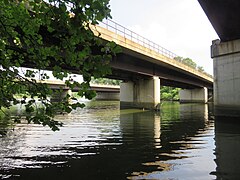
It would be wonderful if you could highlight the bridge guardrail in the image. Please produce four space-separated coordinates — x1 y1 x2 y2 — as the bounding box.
98 19 212 78
99 19 177 60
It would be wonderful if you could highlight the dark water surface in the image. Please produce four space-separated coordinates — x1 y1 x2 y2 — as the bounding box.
0 101 240 179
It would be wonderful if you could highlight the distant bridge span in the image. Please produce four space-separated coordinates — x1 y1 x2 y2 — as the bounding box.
38 80 120 93
39 80 120 101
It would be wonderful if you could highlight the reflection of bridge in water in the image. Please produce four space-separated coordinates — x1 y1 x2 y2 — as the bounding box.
0 102 215 179
119 103 213 179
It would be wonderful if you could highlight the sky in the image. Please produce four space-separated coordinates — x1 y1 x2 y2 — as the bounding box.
109 0 219 75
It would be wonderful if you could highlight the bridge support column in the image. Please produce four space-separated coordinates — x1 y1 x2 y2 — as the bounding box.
120 76 160 110
51 89 72 103
211 39 240 118
179 87 208 103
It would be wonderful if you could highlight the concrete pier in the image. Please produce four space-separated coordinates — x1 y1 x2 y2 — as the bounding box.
211 39 240 117
179 87 208 103
120 76 160 110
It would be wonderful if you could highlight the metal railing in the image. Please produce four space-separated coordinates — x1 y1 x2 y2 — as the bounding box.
99 19 178 60
98 19 212 78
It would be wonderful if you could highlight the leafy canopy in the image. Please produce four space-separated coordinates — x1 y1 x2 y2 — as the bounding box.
161 86 180 101
174 56 212 77
0 0 121 131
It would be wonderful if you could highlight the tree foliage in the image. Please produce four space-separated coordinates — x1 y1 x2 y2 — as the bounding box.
0 0 121 131
197 66 205 72
182 58 197 69
161 86 180 101
174 56 197 69
174 56 211 76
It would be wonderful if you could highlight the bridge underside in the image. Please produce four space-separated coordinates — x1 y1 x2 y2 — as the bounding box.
198 0 240 42
107 53 213 89
106 51 212 108
105 51 211 109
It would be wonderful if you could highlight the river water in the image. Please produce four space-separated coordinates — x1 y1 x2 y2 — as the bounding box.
0 101 240 180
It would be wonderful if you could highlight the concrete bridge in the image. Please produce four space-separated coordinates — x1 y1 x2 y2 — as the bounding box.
24 20 214 110
91 20 213 109
198 0 240 118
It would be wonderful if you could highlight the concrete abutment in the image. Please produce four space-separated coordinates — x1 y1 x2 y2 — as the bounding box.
211 39 240 117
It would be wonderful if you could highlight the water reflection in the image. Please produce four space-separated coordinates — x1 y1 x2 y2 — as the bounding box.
0 102 216 179
128 103 215 179
213 120 240 179
120 110 161 148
